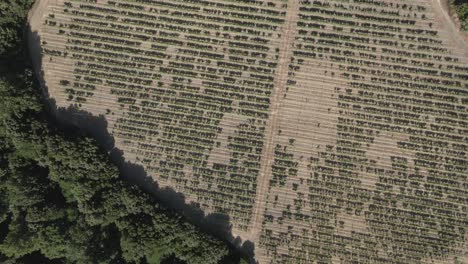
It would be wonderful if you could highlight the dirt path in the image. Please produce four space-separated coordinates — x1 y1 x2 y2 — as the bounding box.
434 0 468 55
248 0 299 243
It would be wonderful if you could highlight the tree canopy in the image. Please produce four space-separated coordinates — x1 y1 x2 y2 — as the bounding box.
0 0 32 55
451 0 468 32
0 1 242 263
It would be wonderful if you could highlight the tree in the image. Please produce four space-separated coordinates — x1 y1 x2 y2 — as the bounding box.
0 1 241 263
451 0 468 31
0 0 33 55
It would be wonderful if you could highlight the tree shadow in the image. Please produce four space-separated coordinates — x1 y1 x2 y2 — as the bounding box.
27 29 47 97
27 28 257 264
51 102 257 263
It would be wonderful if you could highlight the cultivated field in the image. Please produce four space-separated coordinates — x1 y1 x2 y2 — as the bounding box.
29 0 467 263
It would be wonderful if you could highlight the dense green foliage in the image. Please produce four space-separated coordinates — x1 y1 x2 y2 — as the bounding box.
0 1 238 263
0 66 232 264
0 72 234 263
451 0 468 31
0 0 33 55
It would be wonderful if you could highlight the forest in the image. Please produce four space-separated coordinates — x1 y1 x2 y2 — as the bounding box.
451 0 468 32
2 0 467 263
0 1 242 263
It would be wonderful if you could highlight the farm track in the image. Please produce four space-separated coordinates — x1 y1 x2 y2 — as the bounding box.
249 0 299 243
29 0 468 263
35 0 293 238
435 0 468 52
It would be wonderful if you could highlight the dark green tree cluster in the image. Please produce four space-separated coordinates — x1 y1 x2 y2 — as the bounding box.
451 0 468 31
0 70 233 264
0 0 33 55
0 1 239 263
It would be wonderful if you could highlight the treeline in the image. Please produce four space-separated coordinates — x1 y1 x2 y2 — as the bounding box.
0 1 242 263
0 0 33 56
451 0 468 32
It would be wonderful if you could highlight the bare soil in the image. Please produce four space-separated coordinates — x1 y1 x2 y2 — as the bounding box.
248 0 300 243
28 0 468 263
435 0 468 55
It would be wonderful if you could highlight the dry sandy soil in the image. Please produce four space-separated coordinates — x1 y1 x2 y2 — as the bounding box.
29 0 468 263
249 0 300 243
435 0 468 50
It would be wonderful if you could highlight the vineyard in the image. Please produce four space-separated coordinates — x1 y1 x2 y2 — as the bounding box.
29 0 467 263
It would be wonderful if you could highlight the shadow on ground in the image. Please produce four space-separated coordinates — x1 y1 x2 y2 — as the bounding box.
27 28 257 263
53 105 257 263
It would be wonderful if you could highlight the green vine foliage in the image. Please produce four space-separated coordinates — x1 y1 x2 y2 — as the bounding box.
0 1 239 263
